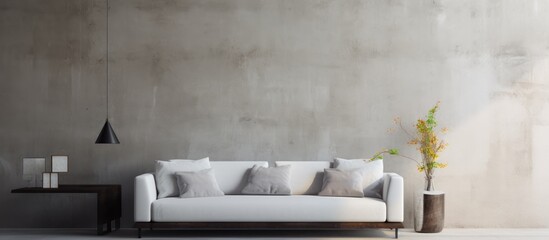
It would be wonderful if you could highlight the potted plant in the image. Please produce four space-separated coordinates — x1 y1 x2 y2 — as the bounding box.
372 102 447 233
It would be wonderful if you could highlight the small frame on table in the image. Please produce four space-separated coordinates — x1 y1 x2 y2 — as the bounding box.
42 173 51 188
23 157 46 187
52 155 69 173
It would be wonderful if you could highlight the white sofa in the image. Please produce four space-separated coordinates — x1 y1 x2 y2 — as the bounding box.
134 161 404 238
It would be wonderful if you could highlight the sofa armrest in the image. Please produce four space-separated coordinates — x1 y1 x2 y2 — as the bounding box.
383 173 404 222
135 173 156 222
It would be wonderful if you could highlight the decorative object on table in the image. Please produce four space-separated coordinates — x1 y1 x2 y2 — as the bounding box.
22 157 46 187
372 102 447 233
42 172 51 188
50 173 59 188
52 155 68 172
95 0 120 144
34 155 68 188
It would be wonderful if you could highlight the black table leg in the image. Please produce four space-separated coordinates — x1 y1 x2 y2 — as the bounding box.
97 190 107 235
98 187 121 235
114 186 122 231
115 218 121 230
97 223 104 235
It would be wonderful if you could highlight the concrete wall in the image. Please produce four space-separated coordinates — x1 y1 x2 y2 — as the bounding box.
1 0 549 228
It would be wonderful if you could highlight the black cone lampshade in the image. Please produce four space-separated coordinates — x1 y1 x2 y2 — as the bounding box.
95 0 120 144
96 119 120 144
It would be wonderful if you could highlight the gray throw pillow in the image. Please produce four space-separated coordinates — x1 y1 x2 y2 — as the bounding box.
335 158 384 198
155 158 211 198
241 165 292 195
175 168 225 198
318 168 364 197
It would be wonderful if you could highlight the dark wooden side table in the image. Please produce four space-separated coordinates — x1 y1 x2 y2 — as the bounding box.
11 184 121 235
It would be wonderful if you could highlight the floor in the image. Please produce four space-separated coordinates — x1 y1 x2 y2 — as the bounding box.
0 228 549 240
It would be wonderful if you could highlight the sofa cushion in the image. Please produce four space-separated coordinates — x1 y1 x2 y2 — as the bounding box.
241 165 291 195
275 161 331 195
169 158 209 162
210 161 268 194
151 195 386 222
335 158 384 198
175 168 225 198
318 168 364 197
155 158 211 198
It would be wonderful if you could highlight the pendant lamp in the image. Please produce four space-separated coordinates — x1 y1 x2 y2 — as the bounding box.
96 0 120 144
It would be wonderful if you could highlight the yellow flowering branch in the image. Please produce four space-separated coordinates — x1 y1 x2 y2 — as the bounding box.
373 102 448 176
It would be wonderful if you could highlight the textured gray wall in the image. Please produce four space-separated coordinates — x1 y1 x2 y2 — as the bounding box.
1 0 549 228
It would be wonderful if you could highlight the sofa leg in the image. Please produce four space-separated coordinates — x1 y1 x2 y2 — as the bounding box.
395 228 398 239
137 228 142 238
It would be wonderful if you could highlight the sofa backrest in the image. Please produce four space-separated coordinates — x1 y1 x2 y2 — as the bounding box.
210 161 268 194
275 161 331 195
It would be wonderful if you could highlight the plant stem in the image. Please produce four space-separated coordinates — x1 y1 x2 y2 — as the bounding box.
373 150 422 166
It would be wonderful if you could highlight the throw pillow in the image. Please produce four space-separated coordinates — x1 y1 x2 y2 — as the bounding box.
241 165 292 195
274 161 331 195
318 168 364 197
175 168 225 198
335 158 384 198
155 157 211 198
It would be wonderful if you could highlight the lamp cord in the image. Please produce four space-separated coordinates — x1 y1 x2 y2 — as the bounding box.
106 0 109 119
